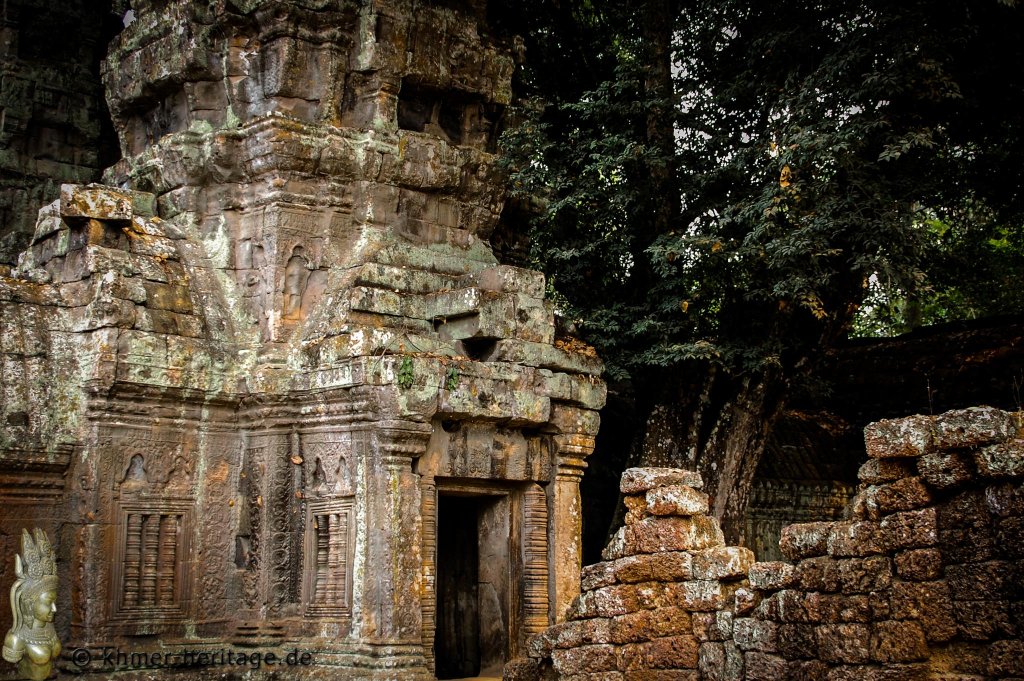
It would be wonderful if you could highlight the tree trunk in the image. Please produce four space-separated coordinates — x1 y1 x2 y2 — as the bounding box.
631 363 787 545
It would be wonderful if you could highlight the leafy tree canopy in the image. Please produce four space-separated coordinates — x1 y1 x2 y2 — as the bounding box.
493 0 1024 382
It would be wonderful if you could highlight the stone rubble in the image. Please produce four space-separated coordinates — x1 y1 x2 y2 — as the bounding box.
510 407 1024 681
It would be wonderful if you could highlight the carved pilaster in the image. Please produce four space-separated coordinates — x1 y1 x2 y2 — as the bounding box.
548 405 600 622
240 431 300 617
356 422 431 648
523 483 550 634
419 474 437 673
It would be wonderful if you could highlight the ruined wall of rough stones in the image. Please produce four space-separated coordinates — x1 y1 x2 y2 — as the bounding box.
511 406 1024 681
0 0 120 264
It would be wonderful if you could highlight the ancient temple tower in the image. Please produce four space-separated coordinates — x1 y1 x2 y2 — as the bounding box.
0 1 605 678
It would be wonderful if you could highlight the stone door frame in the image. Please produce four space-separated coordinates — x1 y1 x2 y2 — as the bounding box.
421 478 526 677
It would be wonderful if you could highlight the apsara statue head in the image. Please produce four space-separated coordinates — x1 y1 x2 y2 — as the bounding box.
3 528 60 680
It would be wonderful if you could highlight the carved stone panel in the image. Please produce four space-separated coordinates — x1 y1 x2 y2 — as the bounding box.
238 445 266 610
302 497 354 618
110 499 194 625
430 424 551 482
268 439 302 612
239 437 303 615
302 432 355 498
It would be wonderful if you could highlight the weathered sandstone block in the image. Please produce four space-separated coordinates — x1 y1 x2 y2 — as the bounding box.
619 467 704 494
645 484 710 517
618 635 700 671
692 546 755 581
612 551 694 584
610 607 693 644
932 406 1018 450
917 451 975 490
691 611 734 642
879 508 938 550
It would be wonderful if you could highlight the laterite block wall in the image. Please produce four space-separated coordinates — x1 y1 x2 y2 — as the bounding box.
508 406 1024 681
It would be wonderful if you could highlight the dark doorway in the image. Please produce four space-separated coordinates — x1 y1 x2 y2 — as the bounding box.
435 493 510 679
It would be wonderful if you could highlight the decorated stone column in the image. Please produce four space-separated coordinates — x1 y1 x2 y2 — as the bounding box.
522 483 551 635
354 422 430 658
418 472 438 673
549 405 601 621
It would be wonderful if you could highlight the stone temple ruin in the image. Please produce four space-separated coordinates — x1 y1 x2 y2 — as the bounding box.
3 2 1024 681
0 1 605 678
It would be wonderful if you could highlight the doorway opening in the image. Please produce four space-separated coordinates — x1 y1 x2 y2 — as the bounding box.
434 493 510 679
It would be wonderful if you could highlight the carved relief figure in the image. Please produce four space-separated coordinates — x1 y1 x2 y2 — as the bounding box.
2 529 60 681
283 246 311 320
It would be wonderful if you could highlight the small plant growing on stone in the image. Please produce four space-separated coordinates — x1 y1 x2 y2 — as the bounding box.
445 366 460 391
397 357 415 389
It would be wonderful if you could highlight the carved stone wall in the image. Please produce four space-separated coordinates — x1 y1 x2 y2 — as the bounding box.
511 406 1024 681
0 1 604 679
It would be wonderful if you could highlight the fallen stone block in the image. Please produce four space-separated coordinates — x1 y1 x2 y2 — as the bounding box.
620 467 704 494
864 415 935 459
645 484 709 517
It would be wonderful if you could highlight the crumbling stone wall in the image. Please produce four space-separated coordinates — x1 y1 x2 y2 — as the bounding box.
0 0 121 264
511 406 1024 680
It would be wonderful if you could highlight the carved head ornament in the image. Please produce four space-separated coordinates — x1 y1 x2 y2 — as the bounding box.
3 529 61 681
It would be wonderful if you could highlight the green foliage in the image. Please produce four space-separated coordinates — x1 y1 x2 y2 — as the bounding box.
852 214 1024 335
495 0 1024 382
444 365 461 392
397 357 414 390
